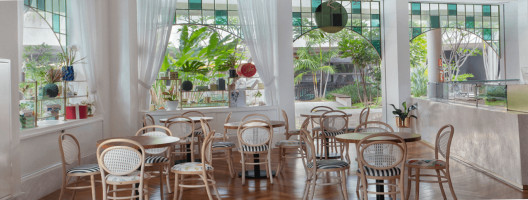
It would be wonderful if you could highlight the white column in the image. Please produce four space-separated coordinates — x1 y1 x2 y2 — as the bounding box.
381 0 411 127
0 0 22 197
427 29 441 98
275 0 296 129
107 0 140 137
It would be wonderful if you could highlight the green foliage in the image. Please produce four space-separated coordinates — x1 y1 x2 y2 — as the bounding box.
338 34 380 68
411 65 428 97
326 83 380 105
453 73 474 81
485 85 506 98
390 102 417 120
23 43 55 83
410 34 427 69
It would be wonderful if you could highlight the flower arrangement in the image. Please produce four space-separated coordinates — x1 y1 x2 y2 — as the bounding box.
162 85 179 101
58 46 85 67
390 101 417 121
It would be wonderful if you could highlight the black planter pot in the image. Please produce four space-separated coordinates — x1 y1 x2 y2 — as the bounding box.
229 69 238 78
43 83 59 98
181 80 193 91
218 78 226 90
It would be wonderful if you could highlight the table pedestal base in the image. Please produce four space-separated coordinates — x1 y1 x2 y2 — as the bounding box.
238 170 276 178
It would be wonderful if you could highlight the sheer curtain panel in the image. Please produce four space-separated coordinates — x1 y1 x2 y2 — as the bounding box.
238 0 279 106
137 0 177 110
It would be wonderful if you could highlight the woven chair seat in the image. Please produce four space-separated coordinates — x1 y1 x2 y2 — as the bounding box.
145 156 169 164
171 162 213 172
212 141 235 148
67 164 100 174
357 166 401 177
241 144 269 152
307 159 349 169
276 139 303 147
322 131 345 137
106 171 151 183
406 158 446 168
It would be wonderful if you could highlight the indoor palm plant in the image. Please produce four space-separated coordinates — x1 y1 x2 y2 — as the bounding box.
390 101 417 128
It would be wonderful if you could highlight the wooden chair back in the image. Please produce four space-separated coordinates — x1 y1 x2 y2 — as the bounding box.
237 119 273 151
359 107 370 127
143 114 155 128
357 133 406 174
355 121 394 133
165 116 196 139
281 109 300 139
59 133 81 167
435 125 455 164
97 139 146 176
135 125 172 155
241 113 270 122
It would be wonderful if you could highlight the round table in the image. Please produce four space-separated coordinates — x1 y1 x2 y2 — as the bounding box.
336 132 420 200
97 135 181 149
300 111 353 118
224 120 285 179
223 120 285 130
335 132 421 143
159 116 214 124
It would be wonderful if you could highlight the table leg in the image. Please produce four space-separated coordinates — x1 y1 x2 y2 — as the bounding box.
238 154 276 178
376 179 384 200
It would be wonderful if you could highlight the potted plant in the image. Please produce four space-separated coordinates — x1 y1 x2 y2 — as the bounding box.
180 60 207 91
254 91 262 105
58 45 85 81
162 84 179 111
390 102 417 128
43 68 62 98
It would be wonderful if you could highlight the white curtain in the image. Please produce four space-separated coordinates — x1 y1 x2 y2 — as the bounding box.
137 0 177 110
70 0 102 113
238 0 279 106
483 44 499 80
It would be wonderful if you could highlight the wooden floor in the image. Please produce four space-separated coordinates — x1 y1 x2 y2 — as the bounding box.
43 142 528 200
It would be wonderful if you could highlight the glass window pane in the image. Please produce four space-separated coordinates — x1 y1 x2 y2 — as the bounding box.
483 5 491 16
430 16 440 28
189 0 202 10
203 0 214 9
371 2 379 14
465 16 475 28
457 4 465 16
371 14 380 27
311 0 321 13
216 0 227 10
351 2 361 14
483 28 492 40
448 4 457 16
361 2 370 14
52 14 60 33
430 4 439 16
411 3 421 15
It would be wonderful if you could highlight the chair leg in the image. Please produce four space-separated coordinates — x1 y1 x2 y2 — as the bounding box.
90 175 96 200
446 169 458 200
339 170 348 200
406 168 412 200
159 166 164 200
178 175 184 200
302 175 311 200
309 172 318 200
173 173 179 200
59 175 66 200
399 177 405 200
241 155 246 185
414 168 420 200
360 172 369 200
144 179 150 200
276 147 284 177
268 153 273 184
201 174 214 200
209 173 222 200
436 169 447 200
227 149 235 178
356 174 361 199
389 179 396 200
166 165 172 193
112 185 116 199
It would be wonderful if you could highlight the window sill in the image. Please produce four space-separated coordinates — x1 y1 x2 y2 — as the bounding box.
141 105 278 116
20 116 103 141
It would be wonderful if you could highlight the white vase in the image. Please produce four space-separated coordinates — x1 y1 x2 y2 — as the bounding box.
166 100 179 111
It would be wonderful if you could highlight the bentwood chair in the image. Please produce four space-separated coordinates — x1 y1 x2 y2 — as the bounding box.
319 110 349 161
300 119 349 200
183 111 207 155
354 121 394 196
97 139 150 200
358 107 370 128
406 125 457 200
166 116 197 162
172 123 221 200
276 109 303 176
142 114 155 128
202 118 236 178
58 133 100 200
135 125 173 199
309 106 334 133
357 133 407 200
237 115 274 185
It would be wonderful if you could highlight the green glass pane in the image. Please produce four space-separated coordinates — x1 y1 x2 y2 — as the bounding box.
448 4 457 16
411 3 421 15
465 16 475 28
24 0 30 6
37 0 45 10
215 10 228 25
371 14 380 27
412 27 421 38
352 26 362 35
352 2 361 14
52 14 60 33
483 5 491 16
430 16 440 28
371 40 381 56
189 0 202 10
483 28 492 40
293 12 302 26
312 0 321 13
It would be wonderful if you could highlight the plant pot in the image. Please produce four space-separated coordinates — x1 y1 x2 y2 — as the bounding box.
165 100 179 111
218 78 226 90
229 68 238 78
62 66 75 81
396 117 411 128
181 80 193 91
209 83 218 91
170 72 178 80
43 83 59 98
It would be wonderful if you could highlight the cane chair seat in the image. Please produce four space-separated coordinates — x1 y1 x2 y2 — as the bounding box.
307 159 349 169
241 144 269 152
171 162 214 172
406 158 447 168
276 139 303 147
357 166 402 177
106 171 152 183
144 156 169 164
212 141 236 148
66 164 100 174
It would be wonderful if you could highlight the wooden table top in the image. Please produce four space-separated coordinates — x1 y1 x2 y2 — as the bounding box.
224 120 285 129
300 111 353 118
159 116 214 123
97 136 181 149
335 132 421 143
